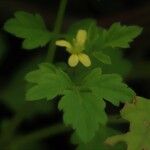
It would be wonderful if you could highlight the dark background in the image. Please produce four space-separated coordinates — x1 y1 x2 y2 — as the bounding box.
0 0 150 149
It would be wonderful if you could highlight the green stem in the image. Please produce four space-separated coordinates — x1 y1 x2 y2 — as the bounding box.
10 124 70 147
46 0 68 62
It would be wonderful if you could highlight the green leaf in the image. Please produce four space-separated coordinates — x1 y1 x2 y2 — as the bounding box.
26 63 72 101
4 11 53 49
25 64 134 143
84 68 135 106
72 126 126 150
26 64 107 142
105 97 150 150
58 68 134 142
59 89 107 142
93 51 111 64
105 23 142 48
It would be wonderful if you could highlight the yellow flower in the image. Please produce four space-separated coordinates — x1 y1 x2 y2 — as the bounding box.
55 29 91 67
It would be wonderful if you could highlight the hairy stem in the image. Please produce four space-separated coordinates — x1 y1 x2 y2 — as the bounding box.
46 0 68 62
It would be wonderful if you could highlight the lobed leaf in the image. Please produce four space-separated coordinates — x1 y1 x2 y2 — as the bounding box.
25 60 135 142
59 89 107 142
4 11 53 49
83 68 135 106
26 63 72 101
104 23 143 48
58 68 134 142
105 97 150 150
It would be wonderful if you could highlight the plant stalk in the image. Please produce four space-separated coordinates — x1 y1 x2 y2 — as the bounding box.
46 0 68 62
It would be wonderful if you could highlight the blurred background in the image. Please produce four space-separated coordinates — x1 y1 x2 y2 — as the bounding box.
0 0 149 149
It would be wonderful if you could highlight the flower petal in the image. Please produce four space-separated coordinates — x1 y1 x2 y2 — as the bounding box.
76 30 87 46
68 54 79 67
78 53 91 67
55 40 72 52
